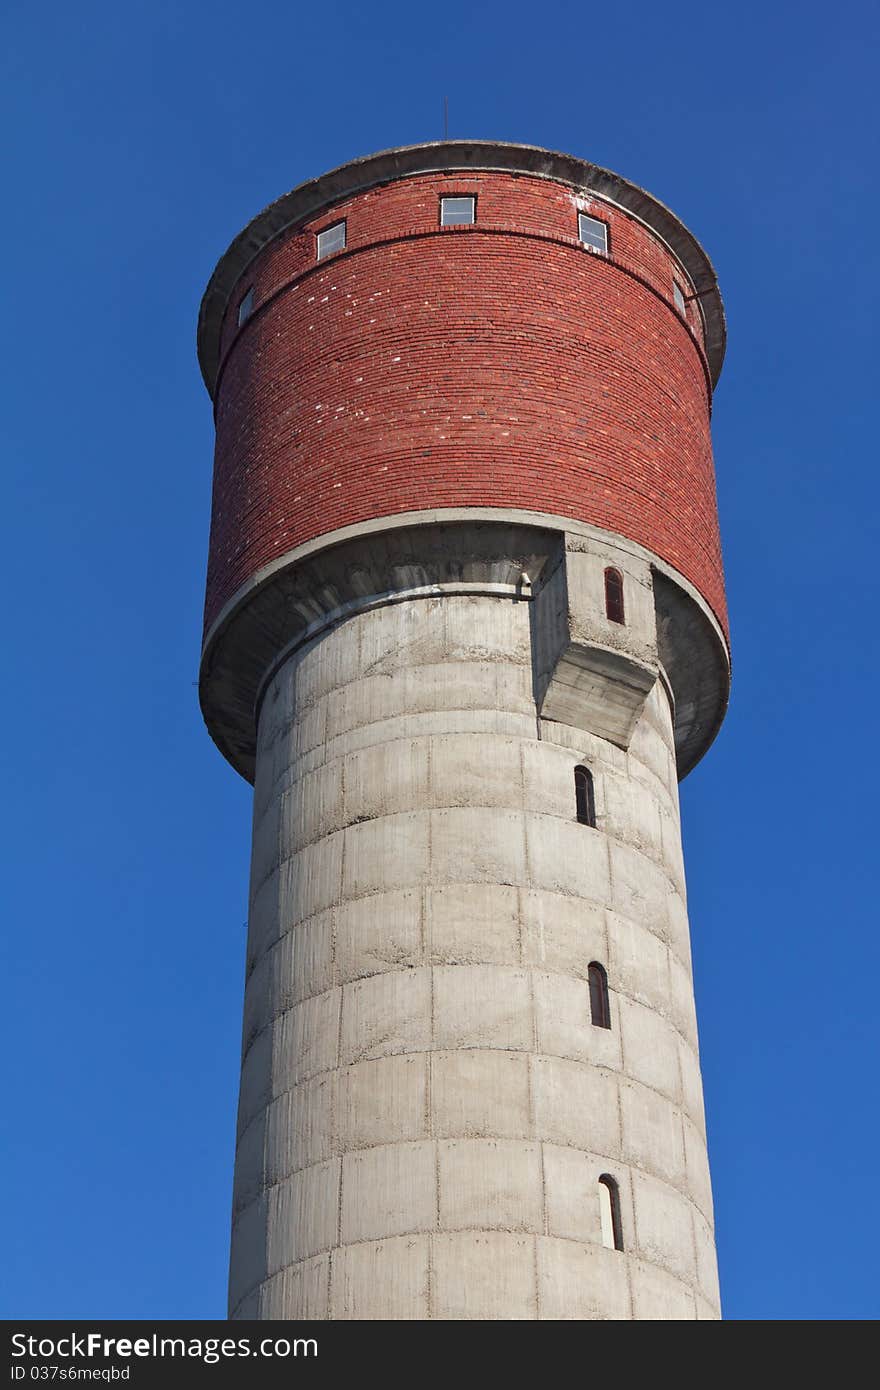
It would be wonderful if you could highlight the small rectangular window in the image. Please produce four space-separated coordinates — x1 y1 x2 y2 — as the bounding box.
578 212 608 255
237 288 254 326
673 281 687 315
317 220 346 260
440 196 475 226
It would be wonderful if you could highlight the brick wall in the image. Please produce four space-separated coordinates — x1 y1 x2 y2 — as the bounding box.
204 170 727 639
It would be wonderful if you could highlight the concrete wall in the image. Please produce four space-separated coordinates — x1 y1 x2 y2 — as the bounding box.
227 585 720 1320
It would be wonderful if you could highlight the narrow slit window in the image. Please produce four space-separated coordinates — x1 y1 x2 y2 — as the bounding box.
317 220 346 260
237 288 255 326
578 212 608 255
604 567 625 625
574 765 596 828
440 195 475 226
588 962 611 1030
673 280 687 315
598 1175 624 1251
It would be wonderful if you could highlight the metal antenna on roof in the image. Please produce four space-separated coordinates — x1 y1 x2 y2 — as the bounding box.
443 96 449 139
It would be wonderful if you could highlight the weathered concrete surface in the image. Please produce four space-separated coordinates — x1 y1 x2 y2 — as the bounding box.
531 536 658 748
228 571 720 1320
199 512 729 783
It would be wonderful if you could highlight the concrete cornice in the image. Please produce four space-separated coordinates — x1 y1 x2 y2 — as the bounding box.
197 140 726 395
202 506 729 667
198 508 730 786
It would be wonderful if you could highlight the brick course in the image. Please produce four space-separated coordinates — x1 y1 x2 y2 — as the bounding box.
204 170 727 639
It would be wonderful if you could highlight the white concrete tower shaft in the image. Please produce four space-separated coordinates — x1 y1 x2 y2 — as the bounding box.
225 518 724 1320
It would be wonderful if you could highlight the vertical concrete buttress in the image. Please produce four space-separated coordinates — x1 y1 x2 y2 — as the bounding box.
197 143 731 1320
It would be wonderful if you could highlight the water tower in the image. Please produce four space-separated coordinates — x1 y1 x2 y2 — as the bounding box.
197 141 729 1320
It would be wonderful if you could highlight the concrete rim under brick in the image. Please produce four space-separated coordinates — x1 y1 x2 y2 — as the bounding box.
198 510 730 786
196 140 726 395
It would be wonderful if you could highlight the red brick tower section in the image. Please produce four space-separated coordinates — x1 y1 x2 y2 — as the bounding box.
199 142 728 783
198 143 731 1321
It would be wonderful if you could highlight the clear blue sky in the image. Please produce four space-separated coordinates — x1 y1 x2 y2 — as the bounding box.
2 0 877 1322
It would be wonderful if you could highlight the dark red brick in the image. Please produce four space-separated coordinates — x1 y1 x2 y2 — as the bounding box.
204 170 727 639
